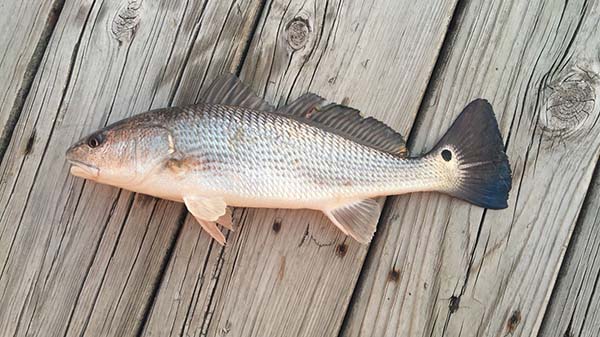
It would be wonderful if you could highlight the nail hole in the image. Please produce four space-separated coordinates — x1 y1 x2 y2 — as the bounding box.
449 295 460 313
272 219 282 233
506 309 522 333
441 149 452 161
336 243 347 257
23 130 36 155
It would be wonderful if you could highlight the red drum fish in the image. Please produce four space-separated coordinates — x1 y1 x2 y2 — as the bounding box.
66 74 511 245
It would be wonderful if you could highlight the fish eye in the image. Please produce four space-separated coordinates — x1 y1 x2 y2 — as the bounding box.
441 149 452 161
87 133 105 148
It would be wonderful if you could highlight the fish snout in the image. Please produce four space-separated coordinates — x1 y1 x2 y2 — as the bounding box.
66 144 100 178
65 145 77 161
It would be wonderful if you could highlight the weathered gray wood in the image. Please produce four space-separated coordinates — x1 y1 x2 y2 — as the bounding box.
538 170 600 337
0 0 262 336
341 0 600 337
141 0 458 336
0 0 62 158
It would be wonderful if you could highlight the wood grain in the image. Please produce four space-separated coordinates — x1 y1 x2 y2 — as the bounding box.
341 0 600 336
4 0 596 336
538 168 600 337
0 0 63 158
0 0 262 336
141 0 458 336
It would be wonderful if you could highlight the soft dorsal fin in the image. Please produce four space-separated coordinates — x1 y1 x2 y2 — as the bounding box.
202 74 275 111
278 93 408 157
278 93 326 117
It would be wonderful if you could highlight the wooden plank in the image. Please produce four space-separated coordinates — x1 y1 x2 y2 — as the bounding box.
0 0 63 157
0 0 263 336
341 0 600 336
538 169 600 337
140 0 458 336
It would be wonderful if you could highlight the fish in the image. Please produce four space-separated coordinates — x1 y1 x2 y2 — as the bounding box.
66 74 511 245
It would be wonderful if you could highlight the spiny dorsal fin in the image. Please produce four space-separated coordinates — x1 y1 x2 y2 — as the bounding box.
202 74 275 111
325 199 381 244
278 93 408 157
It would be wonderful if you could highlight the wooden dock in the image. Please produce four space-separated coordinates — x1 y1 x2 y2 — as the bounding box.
1 0 599 336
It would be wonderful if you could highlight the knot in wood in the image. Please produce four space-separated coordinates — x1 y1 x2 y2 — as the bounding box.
285 17 310 50
111 0 142 44
541 68 597 139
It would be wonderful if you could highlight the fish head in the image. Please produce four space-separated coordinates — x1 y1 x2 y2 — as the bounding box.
66 118 173 187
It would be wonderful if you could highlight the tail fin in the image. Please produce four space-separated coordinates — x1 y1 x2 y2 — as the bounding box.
433 99 511 209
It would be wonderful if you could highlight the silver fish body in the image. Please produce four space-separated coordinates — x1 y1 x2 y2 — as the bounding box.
137 104 446 208
67 74 511 244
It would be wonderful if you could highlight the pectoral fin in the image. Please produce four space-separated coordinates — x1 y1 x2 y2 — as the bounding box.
324 199 381 244
184 195 228 245
197 219 227 245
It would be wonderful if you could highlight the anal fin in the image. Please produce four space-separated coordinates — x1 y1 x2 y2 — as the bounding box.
324 199 381 244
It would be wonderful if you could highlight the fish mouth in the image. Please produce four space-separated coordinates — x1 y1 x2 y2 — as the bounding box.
68 159 100 178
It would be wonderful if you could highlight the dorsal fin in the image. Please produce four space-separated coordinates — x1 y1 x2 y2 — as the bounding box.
278 93 326 116
202 74 275 111
278 93 408 157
